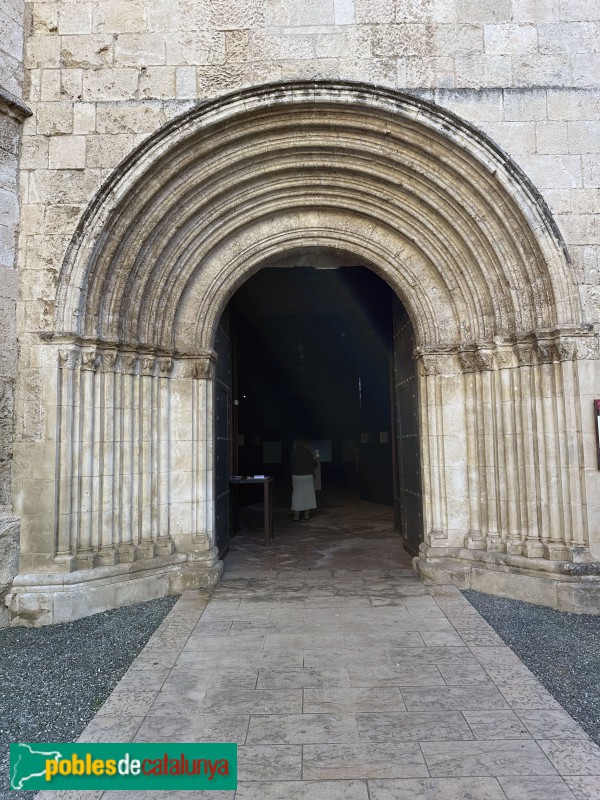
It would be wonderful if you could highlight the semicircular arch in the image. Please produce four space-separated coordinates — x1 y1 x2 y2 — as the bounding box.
55 81 580 354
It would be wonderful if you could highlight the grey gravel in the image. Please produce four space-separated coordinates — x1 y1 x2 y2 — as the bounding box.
0 596 177 800
463 589 600 747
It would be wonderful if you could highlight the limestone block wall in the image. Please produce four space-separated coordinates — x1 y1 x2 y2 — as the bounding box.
0 0 27 622
6 0 600 618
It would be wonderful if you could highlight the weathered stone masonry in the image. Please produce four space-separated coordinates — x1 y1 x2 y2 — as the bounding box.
1 0 599 623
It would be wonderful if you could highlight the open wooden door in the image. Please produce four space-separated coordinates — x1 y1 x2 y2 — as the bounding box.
214 306 232 557
391 299 424 556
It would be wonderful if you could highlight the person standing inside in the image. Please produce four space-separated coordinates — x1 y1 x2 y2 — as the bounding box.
290 438 318 521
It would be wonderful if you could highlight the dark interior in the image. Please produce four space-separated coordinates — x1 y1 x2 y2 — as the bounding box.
228 265 396 507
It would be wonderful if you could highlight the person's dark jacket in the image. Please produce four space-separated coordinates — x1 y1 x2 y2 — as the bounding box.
290 447 317 476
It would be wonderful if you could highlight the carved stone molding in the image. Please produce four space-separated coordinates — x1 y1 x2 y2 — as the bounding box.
157 357 174 376
140 356 156 377
417 352 458 376
514 341 535 367
58 348 80 370
458 348 478 374
80 348 98 371
474 348 494 372
190 350 218 380
120 353 138 375
97 349 118 372
496 347 514 369
535 341 555 365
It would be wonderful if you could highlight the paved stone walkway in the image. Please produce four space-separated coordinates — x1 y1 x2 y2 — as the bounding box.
40 495 600 799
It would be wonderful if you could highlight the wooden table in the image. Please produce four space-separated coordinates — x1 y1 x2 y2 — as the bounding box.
229 477 274 546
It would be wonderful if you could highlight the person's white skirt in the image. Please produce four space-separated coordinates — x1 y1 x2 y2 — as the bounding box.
291 474 317 511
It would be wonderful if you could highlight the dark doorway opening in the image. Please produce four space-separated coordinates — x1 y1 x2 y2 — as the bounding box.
215 263 423 557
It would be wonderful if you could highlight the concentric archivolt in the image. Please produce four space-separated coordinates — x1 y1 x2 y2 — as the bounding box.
56 81 579 354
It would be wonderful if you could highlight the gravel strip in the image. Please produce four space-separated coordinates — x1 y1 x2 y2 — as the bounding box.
463 589 600 746
0 596 178 800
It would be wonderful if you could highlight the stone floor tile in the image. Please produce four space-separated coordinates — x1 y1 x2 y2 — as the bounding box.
463 710 531 740
538 740 600 776
257 667 350 689
401 685 510 711
469 646 523 667
421 739 558 777
420 631 467 646
96 689 158 717
427 585 463 596
234 780 369 800
304 596 372 608
496 680 563 710
519 710 589 740
77 715 144 743
188 650 305 669
192 621 233 635
564 776 600 800
181 634 266 653
456 631 507 647
356 711 474 741
246 713 360 744
395 584 430 596
303 649 393 667
303 742 428 779
370 597 413 607
484 664 539 684
347 664 445 688
438 663 493 685
367 777 507 800
134 714 249 744
303 687 406 714
146 689 207 717
199 688 302 714
499 775 579 799
237 744 302 780
110 669 167 692
162 667 259 691
386 646 476 667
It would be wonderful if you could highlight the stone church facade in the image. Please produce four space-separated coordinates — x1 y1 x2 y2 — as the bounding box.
0 0 599 625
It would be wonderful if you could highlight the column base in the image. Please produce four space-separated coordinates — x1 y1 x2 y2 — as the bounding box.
137 541 156 559
96 547 120 566
5 551 219 627
544 543 570 561
465 530 485 550
523 540 545 558
75 550 97 570
414 543 600 614
156 537 175 556
118 544 137 562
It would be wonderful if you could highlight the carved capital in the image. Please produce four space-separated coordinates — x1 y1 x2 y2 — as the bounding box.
58 348 80 370
495 346 513 369
514 342 535 367
458 348 478 374
193 357 215 379
535 340 555 365
157 356 174 376
120 353 138 375
80 348 98 371
140 355 156 377
97 349 118 372
555 338 577 362
474 348 494 371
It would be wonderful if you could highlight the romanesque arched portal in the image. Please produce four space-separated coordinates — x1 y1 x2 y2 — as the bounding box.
9 82 599 624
